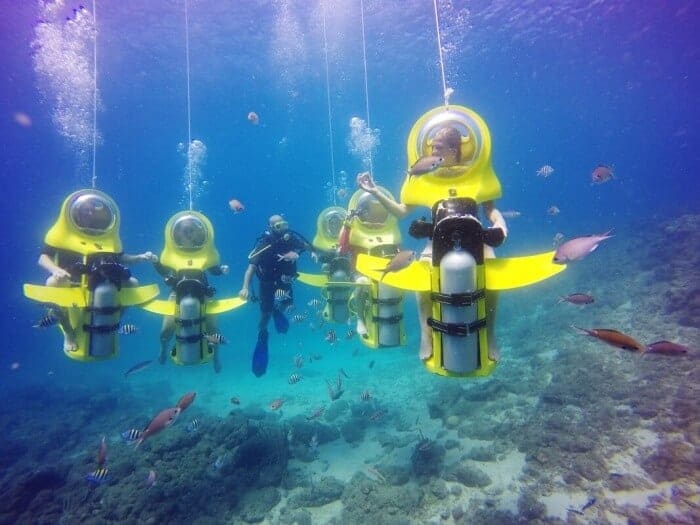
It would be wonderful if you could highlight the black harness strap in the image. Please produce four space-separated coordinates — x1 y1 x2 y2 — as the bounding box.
83 323 120 334
431 289 485 306
176 333 203 344
372 313 403 324
427 317 486 336
85 305 122 315
175 316 205 328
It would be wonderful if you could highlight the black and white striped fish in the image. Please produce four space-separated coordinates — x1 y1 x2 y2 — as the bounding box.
288 373 302 384
274 289 291 303
204 333 227 345
33 310 58 328
120 429 143 443
118 323 138 335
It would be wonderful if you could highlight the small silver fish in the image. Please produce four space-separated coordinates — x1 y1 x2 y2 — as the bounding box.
500 210 522 219
553 230 613 264
558 293 594 305
124 360 153 378
378 250 415 280
547 205 560 216
409 155 444 176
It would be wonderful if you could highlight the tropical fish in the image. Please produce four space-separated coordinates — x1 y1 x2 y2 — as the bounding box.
293 354 304 368
230 396 241 405
274 288 291 303
85 467 110 486
308 434 319 456
33 310 58 328
96 436 107 468
247 111 259 125
118 323 138 335
10 362 20 371
536 165 554 178
568 497 596 515
307 298 323 309
288 373 302 384
269 398 285 410
228 198 245 213
368 409 386 422
558 293 594 305
368 360 375 369
177 392 196 411
553 230 613 264
211 454 227 471
378 250 415 280
409 155 444 176
345 329 355 340
120 429 143 443
338 368 350 378
186 418 200 433
324 329 338 345
571 326 644 352
292 313 308 324
591 165 614 184
136 407 180 447
204 333 227 346
360 390 372 401
124 360 153 378
306 406 325 421
645 340 690 355
547 205 560 216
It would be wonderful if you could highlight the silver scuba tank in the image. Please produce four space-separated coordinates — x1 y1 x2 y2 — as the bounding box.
327 269 351 323
377 283 402 347
89 282 119 358
439 248 479 373
177 295 202 365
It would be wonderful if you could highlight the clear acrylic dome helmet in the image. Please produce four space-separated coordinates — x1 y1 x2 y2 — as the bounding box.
171 214 208 250
68 191 118 235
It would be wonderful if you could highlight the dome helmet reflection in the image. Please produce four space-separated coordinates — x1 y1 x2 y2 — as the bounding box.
413 108 481 167
171 214 208 251
68 192 117 235
355 192 389 226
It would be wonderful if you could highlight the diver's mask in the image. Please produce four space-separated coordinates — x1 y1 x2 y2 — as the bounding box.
69 192 117 236
271 220 289 233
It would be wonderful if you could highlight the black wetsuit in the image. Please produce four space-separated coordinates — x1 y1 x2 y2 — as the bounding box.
248 229 312 317
154 262 224 297
41 244 128 284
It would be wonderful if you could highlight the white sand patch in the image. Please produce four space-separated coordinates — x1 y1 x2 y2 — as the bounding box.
541 490 592 521
482 449 527 514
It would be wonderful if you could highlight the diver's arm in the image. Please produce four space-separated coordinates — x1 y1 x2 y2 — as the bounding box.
122 251 158 264
483 201 508 238
38 253 71 279
357 171 410 218
239 264 256 299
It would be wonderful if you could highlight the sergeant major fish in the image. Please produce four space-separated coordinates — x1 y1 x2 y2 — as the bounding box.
85 467 110 486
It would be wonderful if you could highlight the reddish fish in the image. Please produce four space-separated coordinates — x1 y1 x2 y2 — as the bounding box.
591 164 614 184
97 436 107 468
247 111 259 125
571 325 644 352
558 293 594 305
378 250 415 280
553 230 613 264
645 340 690 355
136 407 181 447
228 198 245 213
176 392 196 412
269 398 285 410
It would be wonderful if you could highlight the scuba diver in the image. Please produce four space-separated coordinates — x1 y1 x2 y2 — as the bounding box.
355 105 565 377
239 214 318 377
26 189 159 360
146 211 240 373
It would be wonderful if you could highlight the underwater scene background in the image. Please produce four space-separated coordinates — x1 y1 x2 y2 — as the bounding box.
1 1 699 523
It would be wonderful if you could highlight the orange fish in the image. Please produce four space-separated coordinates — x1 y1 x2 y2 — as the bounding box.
97 436 107 468
247 111 259 125
228 198 245 213
176 392 196 412
571 326 644 351
269 398 285 410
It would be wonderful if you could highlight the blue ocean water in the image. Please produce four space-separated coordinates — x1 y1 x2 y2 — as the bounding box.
1 1 698 523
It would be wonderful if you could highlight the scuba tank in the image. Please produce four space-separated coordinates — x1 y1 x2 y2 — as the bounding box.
376 283 402 347
176 295 203 365
438 247 480 373
87 281 120 358
325 268 352 323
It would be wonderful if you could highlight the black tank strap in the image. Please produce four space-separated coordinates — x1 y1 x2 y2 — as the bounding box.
427 317 486 336
372 313 403 324
85 305 122 315
431 290 485 306
176 333 203 344
175 317 205 327
371 297 402 306
83 323 120 334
